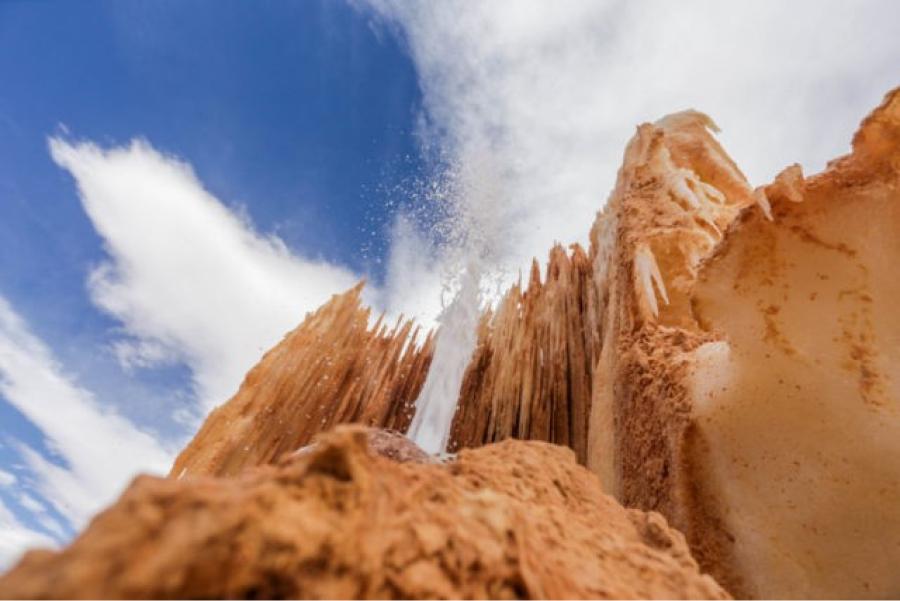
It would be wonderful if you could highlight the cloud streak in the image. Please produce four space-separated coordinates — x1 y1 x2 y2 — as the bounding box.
0 497 55 570
49 138 361 413
0 295 171 565
369 0 900 285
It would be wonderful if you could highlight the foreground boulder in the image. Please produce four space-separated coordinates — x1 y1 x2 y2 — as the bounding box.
0 427 727 600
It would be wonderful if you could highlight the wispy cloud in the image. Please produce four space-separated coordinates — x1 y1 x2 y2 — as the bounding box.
0 295 171 564
0 130 368 569
368 0 900 286
362 0 900 452
0 497 55 570
0 469 16 487
49 138 362 413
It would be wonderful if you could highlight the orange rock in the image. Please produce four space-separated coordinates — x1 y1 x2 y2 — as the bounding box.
0 427 727 600
450 244 599 462
169 284 434 477
589 89 900 598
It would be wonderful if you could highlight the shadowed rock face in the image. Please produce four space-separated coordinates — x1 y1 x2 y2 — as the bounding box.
0 427 728 600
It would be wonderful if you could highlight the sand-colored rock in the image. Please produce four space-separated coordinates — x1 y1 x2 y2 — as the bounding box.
450 244 600 463
170 284 434 477
683 90 900 598
584 105 757 595
0 427 728 600
588 89 900 598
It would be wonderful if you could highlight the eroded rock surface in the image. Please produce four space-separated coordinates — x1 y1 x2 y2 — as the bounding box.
589 89 900 598
450 244 600 462
0 427 727 600
684 91 900 598
170 285 434 477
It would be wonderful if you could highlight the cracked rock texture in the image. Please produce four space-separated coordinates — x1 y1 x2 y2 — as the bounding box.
0 427 727 600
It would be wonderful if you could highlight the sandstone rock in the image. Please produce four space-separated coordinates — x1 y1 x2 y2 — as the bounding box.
589 89 900 598
0 427 727 600
450 244 600 462
170 284 434 477
585 102 757 596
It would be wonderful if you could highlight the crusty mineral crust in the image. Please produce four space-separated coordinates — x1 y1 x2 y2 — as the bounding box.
0 427 728 600
590 88 900 598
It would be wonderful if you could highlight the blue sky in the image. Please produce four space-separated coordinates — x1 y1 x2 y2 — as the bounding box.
0 0 423 353
0 0 428 562
0 0 898 567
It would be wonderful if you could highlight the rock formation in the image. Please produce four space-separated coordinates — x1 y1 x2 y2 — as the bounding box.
450 244 600 463
0 427 727 600
588 89 900 598
2 88 898 599
170 284 434 477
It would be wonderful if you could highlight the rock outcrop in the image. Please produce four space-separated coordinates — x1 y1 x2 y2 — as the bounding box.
584 106 758 595
0 427 728 600
170 284 434 477
589 89 900 598
450 244 600 463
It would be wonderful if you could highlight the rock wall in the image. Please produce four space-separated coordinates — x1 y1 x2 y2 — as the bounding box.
450 244 599 463
584 107 758 595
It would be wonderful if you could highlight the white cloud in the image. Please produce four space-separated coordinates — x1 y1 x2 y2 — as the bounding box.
378 215 446 325
0 469 16 487
0 497 56 571
13 491 67 540
16 492 45 515
360 0 900 453
0 295 171 528
49 138 361 412
368 0 900 286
